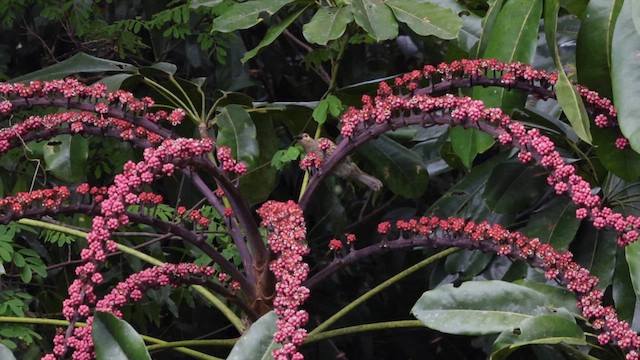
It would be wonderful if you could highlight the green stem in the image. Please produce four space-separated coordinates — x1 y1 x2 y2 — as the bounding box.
146 338 238 351
309 247 460 335
18 218 245 333
0 317 221 360
169 74 200 122
305 320 425 343
142 78 199 121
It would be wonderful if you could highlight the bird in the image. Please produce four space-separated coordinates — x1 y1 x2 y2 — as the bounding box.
296 133 383 191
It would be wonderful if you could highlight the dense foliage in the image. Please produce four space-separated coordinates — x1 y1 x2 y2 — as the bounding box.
1 0 640 359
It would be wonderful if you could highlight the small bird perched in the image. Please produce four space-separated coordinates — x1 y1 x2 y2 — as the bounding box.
297 133 383 191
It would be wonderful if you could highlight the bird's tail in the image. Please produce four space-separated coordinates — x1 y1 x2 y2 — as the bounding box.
356 171 383 191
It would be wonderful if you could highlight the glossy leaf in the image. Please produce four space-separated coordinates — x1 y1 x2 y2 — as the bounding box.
625 241 640 310
11 53 135 82
227 311 277 360
473 0 503 58
411 280 565 335
215 105 259 168
358 134 428 198
513 280 578 313
544 0 591 143
613 248 635 322
482 162 547 214
449 126 495 168
593 127 640 181
351 0 398 41
524 197 580 249
43 135 89 183
385 0 462 40
572 224 617 290
426 0 482 52
242 5 309 63
576 0 622 99
473 0 542 111
211 0 294 33
612 0 640 154
239 114 278 205
0 344 15 360
303 6 354 45
93 311 151 360
491 315 586 360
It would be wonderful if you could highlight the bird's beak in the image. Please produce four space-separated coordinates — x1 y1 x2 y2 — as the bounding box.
294 134 303 140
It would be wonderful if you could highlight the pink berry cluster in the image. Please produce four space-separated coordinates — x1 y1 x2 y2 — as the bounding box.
375 216 640 359
299 152 323 170
217 146 248 175
257 200 310 360
0 186 70 215
338 64 640 247
42 138 214 360
327 233 357 252
176 205 212 228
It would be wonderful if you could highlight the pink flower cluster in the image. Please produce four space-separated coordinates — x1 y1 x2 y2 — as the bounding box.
257 200 310 360
339 62 640 248
299 152 323 170
217 146 248 175
377 216 640 359
43 138 214 360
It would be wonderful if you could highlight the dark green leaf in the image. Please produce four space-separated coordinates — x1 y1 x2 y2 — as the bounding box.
473 0 542 112
525 197 580 249
351 0 398 41
544 0 591 143
411 280 566 335
491 315 586 360
358 134 428 198
93 312 151 360
449 127 495 168
215 105 259 168
513 280 578 312
43 135 89 183
482 162 547 214
593 127 640 181
613 248 635 322
572 225 616 290
239 114 278 205
211 0 294 33
576 0 622 99
386 0 462 40
473 0 503 58
625 241 640 309
612 0 640 153
10 53 136 82
303 6 354 45
19 266 32 283
242 5 309 63
227 311 277 360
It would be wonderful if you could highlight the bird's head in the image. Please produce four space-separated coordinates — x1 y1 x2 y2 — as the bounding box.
296 133 316 152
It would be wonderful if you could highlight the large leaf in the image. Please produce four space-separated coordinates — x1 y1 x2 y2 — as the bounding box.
543 0 591 143
43 135 89 183
612 0 640 154
482 162 547 214
572 224 617 290
358 134 428 198
613 248 636 322
473 0 542 111
351 0 398 41
593 127 640 181
576 0 623 99
513 280 578 313
411 280 567 335
524 197 580 249
11 53 136 82
0 344 16 360
449 126 495 169
239 114 278 205
625 241 640 314
210 0 294 33
303 6 354 46
385 0 462 40
425 0 482 52
491 314 586 360
472 0 504 58
92 311 151 360
242 5 309 63
215 105 259 169
227 311 277 360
